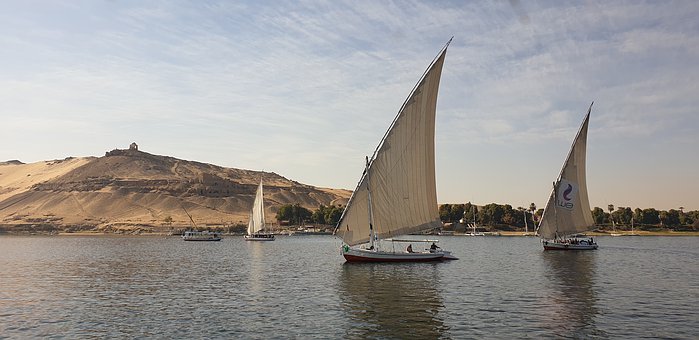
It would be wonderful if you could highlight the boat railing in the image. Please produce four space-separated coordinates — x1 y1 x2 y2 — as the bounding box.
387 239 439 243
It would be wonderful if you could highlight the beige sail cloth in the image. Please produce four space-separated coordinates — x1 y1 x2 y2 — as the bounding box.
247 180 265 235
335 49 447 247
538 106 595 240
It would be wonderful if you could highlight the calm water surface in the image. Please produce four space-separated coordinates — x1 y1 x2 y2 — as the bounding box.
0 235 697 339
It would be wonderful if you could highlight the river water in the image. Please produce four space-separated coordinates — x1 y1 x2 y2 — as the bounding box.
0 235 696 339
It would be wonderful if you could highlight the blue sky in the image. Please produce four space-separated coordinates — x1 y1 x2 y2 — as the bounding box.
1 1 697 211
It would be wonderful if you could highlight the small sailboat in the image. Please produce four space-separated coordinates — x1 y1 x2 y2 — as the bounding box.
334 39 457 262
610 212 622 236
537 103 598 250
466 206 485 236
628 216 639 236
244 179 275 241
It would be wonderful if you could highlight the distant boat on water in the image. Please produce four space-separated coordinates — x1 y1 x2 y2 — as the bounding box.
537 103 598 250
334 38 457 262
613 217 640 236
182 230 221 241
464 206 484 236
181 205 221 241
628 217 639 236
244 179 275 241
610 218 622 236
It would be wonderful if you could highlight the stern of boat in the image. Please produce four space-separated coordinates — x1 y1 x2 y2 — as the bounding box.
542 239 598 250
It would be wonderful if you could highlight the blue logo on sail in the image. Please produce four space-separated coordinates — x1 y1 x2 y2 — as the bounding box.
556 179 577 210
563 184 573 201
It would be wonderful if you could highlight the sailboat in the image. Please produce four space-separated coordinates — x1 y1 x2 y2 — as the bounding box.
466 206 485 236
333 39 457 262
628 216 639 236
244 179 275 241
610 220 622 236
537 103 598 250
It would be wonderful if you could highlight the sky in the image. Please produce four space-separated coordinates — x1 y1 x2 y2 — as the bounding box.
1 0 698 211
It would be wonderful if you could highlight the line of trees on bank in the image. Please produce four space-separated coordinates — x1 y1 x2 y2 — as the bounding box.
592 205 698 229
275 204 344 226
439 202 538 231
439 202 699 231
271 202 699 231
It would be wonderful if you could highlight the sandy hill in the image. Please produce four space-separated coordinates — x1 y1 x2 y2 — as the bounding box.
0 148 350 233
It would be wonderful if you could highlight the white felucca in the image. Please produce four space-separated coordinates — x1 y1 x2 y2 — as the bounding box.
466 206 485 236
334 39 457 262
610 215 622 236
537 103 597 250
629 216 639 236
245 180 275 241
610 227 622 236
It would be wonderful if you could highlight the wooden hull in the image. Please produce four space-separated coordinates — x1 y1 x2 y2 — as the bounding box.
182 231 221 241
244 234 275 241
182 237 221 241
542 240 597 250
342 247 457 262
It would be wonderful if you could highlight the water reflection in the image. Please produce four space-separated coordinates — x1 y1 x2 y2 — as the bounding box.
338 263 448 339
541 251 607 338
246 241 265 296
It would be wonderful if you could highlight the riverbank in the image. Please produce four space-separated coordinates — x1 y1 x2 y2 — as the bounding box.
495 230 699 237
2 231 697 237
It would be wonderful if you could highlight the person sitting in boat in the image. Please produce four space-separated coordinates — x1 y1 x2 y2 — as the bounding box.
429 242 440 253
407 244 414 253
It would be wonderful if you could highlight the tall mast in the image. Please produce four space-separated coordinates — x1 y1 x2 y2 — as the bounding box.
259 178 265 231
182 204 197 229
366 156 375 249
553 181 559 239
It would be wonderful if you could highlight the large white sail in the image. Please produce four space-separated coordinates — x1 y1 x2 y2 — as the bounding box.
335 43 448 247
538 104 595 240
247 180 265 235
